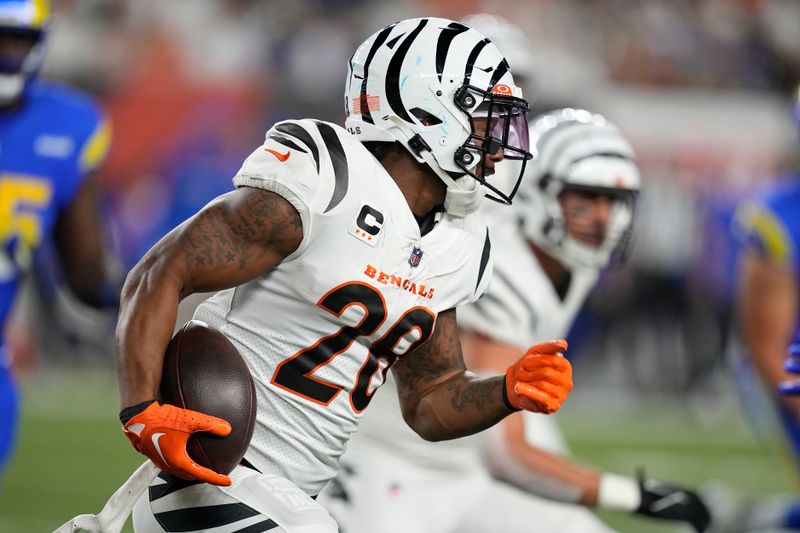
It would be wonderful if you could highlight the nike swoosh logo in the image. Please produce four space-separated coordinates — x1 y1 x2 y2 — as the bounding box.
650 491 688 512
265 148 291 162
151 432 170 467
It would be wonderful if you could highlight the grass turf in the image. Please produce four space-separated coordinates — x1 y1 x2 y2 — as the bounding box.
0 368 795 533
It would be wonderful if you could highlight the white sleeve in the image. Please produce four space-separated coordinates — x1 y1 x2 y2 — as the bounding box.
459 263 537 347
470 226 494 304
447 215 494 311
478 413 583 503
232 120 322 260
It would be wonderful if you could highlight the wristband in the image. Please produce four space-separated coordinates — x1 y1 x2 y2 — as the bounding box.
119 399 156 424
597 473 640 512
501 375 521 411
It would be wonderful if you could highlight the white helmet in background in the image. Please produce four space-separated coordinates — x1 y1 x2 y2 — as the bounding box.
518 108 640 269
345 17 533 217
458 13 535 91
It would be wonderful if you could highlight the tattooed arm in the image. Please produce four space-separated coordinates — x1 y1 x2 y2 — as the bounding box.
391 308 512 441
116 187 302 408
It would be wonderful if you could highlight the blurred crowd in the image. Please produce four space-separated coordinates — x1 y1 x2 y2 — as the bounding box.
11 0 800 399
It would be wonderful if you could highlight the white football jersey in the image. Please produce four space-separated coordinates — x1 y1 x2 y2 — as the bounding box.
350 211 599 472
459 217 599 347
193 119 493 496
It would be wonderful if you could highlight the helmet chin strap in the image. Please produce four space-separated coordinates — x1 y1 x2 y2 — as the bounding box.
385 115 484 218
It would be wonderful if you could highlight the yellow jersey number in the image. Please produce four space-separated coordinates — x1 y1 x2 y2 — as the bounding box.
0 173 53 282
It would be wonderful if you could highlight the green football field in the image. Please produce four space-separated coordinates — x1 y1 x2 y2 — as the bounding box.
0 367 796 533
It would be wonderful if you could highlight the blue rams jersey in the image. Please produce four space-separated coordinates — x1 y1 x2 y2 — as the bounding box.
0 80 111 362
735 176 800 272
734 176 800 469
734 175 800 338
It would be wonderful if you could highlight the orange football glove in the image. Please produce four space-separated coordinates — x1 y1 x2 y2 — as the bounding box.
504 339 573 414
122 401 232 486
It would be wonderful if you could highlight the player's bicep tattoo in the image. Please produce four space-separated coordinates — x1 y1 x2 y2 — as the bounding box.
180 187 303 274
393 308 466 402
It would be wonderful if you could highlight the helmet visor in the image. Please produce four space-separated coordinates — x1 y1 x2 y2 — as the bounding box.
491 102 530 160
454 84 533 204
470 97 530 159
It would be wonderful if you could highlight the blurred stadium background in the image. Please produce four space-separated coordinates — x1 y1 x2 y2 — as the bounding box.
3 0 800 531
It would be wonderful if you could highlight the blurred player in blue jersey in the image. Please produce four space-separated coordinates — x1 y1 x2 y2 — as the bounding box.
779 87 800 402
728 84 800 531
0 0 114 480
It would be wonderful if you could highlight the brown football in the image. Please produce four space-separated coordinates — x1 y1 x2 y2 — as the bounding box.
159 320 256 475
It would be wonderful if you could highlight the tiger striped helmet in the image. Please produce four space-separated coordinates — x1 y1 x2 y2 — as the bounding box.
345 17 532 216
518 108 640 269
0 0 52 106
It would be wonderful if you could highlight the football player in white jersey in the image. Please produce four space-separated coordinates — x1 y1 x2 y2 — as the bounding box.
112 17 574 533
320 109 711 533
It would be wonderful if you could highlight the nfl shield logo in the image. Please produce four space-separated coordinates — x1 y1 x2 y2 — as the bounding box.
408 246 423 268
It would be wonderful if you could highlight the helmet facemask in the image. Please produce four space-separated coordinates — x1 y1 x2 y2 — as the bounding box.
452 84 531 204
345 17 533 217
541 184 638 270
